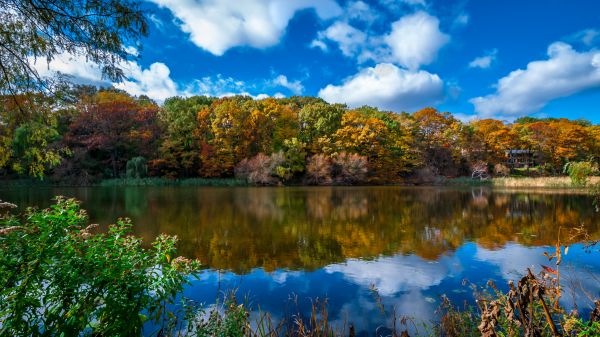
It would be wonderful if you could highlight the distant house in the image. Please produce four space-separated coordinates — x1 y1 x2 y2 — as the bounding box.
505 149 537 168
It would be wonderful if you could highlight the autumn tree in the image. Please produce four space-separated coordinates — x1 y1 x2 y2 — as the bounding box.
153 96 213 178
0 94 70 178
64 91 160 179
298 102 345 149
334 107 415 182
514 119 590 172
471 119 518 164
413 108 465 176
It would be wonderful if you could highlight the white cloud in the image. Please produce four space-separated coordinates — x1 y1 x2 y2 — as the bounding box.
31 53 107 86
124 45 140 57
346 1 378 24
31 52 178 101
469 49 498 69
314 21 367 58
30 52 290 102
114 62 178 102
149 0 342 55
318 63 444 112
453 13 469 27
148 13 165 31
271 75 304 94
471 42 600 117
309 39 328 51
384 11 450 70
577 29 600 46
313 10 449 71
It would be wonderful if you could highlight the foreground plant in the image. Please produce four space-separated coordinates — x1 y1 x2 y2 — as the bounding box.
0 197 199 336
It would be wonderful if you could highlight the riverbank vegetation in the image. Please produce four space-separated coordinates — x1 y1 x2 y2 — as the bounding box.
1 89 599 186
0 198 199 336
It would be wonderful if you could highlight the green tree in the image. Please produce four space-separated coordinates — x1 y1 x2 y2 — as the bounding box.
0 94 69 178
298 102 345 148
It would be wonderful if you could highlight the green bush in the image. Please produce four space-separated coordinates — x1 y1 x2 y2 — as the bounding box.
0 197 199 336
564 161 599 186
126 156 148 179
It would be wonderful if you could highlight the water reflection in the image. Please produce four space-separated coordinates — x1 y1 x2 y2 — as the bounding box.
2 186 600 333
1 186 597 271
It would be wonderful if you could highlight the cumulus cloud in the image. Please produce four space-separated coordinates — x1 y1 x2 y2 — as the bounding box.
313 10 449 70
346 0 378 24
31 52 108 86
31 52 296 102
318 63 444 112
312 21 367 57
271 74 304 94
384 11 450 70
469 49 498 69
149 0 342 55
470 42 600 117
31 52 179 102
114 62 178 102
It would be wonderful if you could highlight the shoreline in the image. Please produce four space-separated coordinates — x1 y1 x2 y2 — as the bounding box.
1 176 599 190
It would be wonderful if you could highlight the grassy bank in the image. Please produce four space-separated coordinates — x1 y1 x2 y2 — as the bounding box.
0 177 249 188
445 176 600 189
98 177 248 187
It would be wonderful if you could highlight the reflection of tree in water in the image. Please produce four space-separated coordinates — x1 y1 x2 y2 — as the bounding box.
125 188 600 271
3 187 598 273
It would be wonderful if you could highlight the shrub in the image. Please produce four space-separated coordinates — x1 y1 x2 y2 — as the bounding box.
235 153 282 185
470 160 490 180
305 154 333 185
126 156 148 178
564 161 599 186
0 198 199 336
276 138 307 181
413 166 440 184
332 152 368 185
493 163 510 177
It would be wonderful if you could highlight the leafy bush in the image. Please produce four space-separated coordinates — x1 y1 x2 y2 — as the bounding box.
235 153 282 185
126 156 148 178
305 154 333 185
470 161 490 180
493 163 510 177
564 161 599 186
0 198 199 336
332 152 368 185
275 138 307 181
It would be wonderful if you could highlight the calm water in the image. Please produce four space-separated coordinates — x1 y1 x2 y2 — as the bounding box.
2 186 600 334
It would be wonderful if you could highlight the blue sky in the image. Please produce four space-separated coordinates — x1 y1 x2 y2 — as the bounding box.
35 0 600 123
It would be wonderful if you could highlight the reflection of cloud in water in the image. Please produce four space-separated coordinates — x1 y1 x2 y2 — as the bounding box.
475 243 546 277
270 270 302 284
325 254 460 296
475 244 600 311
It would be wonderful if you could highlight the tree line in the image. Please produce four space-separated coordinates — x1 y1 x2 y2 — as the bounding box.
1 87 598 185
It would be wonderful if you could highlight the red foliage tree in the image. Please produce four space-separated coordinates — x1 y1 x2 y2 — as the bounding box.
65 92 160 178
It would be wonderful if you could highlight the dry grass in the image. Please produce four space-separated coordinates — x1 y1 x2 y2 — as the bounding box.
492 176 600 188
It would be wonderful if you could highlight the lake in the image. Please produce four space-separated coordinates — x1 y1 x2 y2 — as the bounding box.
2 186 599 334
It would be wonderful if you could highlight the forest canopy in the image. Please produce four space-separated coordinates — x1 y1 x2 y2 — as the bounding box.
1 88 598 185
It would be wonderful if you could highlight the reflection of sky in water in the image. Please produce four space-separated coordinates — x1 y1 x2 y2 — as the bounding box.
175 243 600 335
